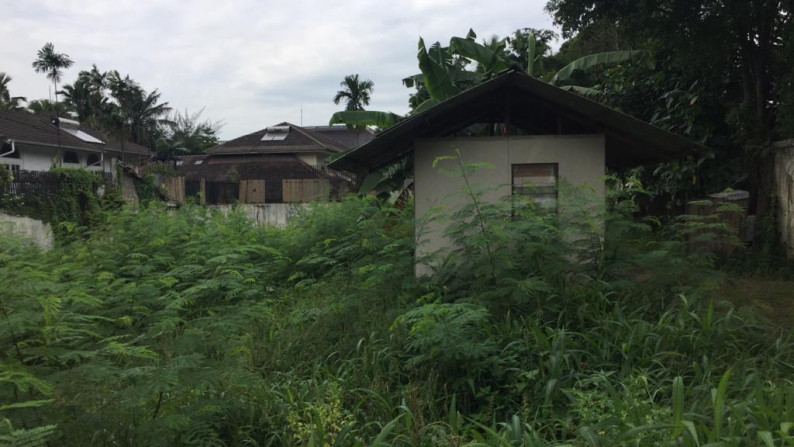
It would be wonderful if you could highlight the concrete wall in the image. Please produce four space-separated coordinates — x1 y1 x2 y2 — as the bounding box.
414 135 606 269
774 139 794 258
210 203 312 227
0 212 54 248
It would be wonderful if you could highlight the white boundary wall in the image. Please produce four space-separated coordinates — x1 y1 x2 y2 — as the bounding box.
0 212 54 248
210 203 313 227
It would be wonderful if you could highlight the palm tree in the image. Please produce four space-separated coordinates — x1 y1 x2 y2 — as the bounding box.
332 74 374 111
0 73 26 111
26 99 75 116
31 42 74 103
60 66 110 125
108 71 171 148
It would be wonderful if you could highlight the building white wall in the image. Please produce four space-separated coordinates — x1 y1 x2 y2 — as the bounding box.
414 135 606 272
1 142 118 174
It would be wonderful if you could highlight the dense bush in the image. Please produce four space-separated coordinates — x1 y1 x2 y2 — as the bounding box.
0 175 792 445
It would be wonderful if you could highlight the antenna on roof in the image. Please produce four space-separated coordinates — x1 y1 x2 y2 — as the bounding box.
300 103 303 126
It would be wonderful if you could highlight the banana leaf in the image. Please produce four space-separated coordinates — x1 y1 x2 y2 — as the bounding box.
551 50 654 84
418 38 459 102
449 37 509 74
329 110 404 129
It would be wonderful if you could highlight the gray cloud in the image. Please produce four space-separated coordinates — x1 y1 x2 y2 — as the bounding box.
1 0 557 139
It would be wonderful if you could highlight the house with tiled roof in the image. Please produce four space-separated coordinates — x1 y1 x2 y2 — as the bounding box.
171 123 371 204
0 110 151 176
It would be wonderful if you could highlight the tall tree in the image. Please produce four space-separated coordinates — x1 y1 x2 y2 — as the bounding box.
108 70 171 148
163 108 222 155
31 42 74 104
332 74 374 111
60 65 109 125
546 0 792 214
0 73 26 111
26 99 76 116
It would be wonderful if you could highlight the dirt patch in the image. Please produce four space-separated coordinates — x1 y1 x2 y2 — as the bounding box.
721 278 794 330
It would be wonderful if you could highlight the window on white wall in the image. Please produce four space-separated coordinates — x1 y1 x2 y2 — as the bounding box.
87 153 101 167
63 151 80 164
1 163 20 175
512 163 558 211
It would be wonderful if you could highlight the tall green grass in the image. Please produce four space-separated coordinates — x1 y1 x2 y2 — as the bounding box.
0 184 791 446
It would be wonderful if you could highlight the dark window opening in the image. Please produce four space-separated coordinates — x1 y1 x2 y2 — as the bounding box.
87 154 101 166
205 181 239 204
185 179 201 198
63 151 80 164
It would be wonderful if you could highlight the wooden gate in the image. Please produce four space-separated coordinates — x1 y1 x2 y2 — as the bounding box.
282 179 330 203
239 179 266 203
162 176 185 203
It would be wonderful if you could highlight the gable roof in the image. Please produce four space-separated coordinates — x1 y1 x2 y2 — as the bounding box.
0 110 151 156
328 70 708 172
206 122 350 156
304 125 375 149
175 154 325 182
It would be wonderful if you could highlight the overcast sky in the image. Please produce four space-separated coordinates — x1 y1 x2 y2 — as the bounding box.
1 0 558 139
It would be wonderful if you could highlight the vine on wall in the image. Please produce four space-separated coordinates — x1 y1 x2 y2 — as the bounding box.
0 167 124 242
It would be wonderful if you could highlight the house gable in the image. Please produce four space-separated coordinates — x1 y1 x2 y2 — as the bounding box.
328 69 706 173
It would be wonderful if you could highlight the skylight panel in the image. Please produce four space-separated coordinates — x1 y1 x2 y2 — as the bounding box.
261 125 289 141
61 127 104 144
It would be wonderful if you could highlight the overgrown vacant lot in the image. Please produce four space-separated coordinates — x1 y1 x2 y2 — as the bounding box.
1 194 793 446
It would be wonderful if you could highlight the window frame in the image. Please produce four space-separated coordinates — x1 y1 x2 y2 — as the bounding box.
511 163 559 213
63 150 81 165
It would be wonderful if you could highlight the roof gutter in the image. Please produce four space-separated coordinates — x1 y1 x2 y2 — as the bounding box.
8 139 105 153
0 139 16 158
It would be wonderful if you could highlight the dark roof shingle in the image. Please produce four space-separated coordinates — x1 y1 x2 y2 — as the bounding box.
0 110 151 156
206 122 352 155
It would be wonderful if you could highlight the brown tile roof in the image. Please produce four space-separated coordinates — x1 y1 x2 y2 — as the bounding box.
206 122 349 155
176 154 323 182
304 125 375 149
0 110 151 156
77 126 151 156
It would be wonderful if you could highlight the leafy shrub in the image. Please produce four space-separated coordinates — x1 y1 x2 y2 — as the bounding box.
0 171 791 446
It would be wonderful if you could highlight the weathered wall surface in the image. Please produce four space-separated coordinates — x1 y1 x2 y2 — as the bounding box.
119 169 140 207
0 212 53 248
414 135 606 273
774 139 794 258
210 203 312 227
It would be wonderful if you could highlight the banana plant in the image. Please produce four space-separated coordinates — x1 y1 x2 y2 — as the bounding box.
551 50 655 96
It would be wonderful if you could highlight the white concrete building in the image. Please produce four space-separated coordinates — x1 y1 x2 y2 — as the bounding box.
328 69 708 272
0 111 150 176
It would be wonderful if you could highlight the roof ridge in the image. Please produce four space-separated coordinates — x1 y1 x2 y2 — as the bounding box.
289 123 347 153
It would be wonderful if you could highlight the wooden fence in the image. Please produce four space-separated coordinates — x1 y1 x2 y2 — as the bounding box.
162 171 347 205
283 179 330 202
161 176 186 203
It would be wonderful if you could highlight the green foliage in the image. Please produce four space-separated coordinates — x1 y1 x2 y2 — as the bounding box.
0 168 791 446
0 168 123 242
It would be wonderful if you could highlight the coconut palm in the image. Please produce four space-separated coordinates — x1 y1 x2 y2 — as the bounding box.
31 42 74 103
26 99 76 116
332 74 374 111
108 71 171 148
60 66 110 125
0 73 26 111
